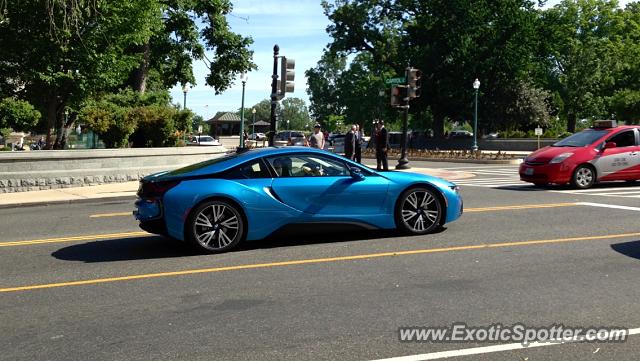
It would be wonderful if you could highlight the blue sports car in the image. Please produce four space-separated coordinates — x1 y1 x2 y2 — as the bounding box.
134 147 463 253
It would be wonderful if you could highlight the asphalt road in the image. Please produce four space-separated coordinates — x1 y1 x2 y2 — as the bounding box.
2 161 640 361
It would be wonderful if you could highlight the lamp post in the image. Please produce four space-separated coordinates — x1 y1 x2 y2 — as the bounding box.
286 119 290 130
182 83 190 109
472 78 480 151
251 108 256 138
239 73 248 148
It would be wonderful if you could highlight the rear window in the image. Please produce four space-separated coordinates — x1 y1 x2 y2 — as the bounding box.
166 153 239 176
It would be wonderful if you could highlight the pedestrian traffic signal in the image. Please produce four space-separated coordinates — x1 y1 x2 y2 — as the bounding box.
279 57 295 97
407 68 422 99
390 85 408 108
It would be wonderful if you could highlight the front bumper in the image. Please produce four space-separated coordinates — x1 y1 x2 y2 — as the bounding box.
519 162 573 184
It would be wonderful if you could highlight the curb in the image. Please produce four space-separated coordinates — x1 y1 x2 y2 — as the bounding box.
0 195 135 210
360 155 523 165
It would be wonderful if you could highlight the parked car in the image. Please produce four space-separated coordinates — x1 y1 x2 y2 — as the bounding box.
520 120 640 189
134 147 463 253
449 130 473 138
249 132 266 141
275 131 306 146
188 135 220 146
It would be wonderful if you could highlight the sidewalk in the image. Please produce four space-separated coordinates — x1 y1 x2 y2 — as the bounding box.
0 166 475 208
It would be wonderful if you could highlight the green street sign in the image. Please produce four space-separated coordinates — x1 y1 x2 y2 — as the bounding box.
385 77 405 85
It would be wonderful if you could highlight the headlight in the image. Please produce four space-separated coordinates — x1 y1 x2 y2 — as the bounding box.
450 184 460 193
550 152 573 164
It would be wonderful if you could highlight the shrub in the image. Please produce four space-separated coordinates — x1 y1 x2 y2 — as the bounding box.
81 101 136 148
128 105 177 147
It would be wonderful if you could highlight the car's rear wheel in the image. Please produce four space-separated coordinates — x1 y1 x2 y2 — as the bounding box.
396 187 443 235
572 165 596 189
187 200 245 253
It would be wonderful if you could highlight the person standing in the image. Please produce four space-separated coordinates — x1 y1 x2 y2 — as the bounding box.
375 120 389 171
354 124 362 163
308 123 325 149
344 124 356 160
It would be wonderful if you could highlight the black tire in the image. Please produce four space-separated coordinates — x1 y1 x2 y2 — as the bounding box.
186 200 245 253
572 165 596 189
395 186 443 235
533 183 548 187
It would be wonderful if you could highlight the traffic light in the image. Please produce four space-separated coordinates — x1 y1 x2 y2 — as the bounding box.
279 57 295 98
390 85 408 108
407 68 422 99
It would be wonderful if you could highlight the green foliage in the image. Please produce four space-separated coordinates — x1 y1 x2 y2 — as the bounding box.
325 114 347 133
128 105 178 147
81 101 136 148
0 98 41 132
610 89 640 124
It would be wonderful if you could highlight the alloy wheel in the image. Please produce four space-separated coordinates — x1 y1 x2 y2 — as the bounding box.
400 189 441 233
192 202 242 252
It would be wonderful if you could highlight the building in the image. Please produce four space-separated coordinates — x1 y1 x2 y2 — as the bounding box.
206 112 241 136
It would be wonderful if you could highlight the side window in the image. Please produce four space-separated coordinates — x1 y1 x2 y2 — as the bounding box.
266 154 350 177
608 130 636 148
223 160 270 179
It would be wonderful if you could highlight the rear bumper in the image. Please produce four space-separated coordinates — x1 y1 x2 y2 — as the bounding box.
133 198 167 236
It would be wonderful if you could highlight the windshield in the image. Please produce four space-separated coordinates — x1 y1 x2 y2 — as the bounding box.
552 129 609 147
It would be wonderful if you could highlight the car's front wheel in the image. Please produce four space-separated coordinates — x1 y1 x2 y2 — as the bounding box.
572 165 596 189
187 200 245 253
396 187 443 235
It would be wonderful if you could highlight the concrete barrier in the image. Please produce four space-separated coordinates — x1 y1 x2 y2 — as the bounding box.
0 146 228 193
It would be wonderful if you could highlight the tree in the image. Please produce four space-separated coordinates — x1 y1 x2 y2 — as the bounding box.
541 0 623 132
321 0 544 137
281 98 312 131
0 98 41 132
129 0 256 94
0 0 162 148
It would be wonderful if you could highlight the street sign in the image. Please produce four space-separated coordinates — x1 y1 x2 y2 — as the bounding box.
198 125 203 133
385 77 405 85
534 127 543 136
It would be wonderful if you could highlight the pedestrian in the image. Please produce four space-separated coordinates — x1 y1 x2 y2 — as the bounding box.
354 124 362 163
344 124 356 160
308 123 325 149
375 120 389 171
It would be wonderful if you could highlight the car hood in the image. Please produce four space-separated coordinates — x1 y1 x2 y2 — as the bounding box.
525 146 580 163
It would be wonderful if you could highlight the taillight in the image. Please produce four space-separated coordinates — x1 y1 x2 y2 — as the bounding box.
139 180 181 198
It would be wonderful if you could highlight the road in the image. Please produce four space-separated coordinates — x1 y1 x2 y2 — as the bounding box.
2 160 640 361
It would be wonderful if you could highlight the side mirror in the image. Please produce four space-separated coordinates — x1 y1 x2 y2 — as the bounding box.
350 167 365 180
604 141 617 150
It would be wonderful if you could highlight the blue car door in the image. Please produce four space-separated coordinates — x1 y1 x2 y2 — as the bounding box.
266 153 390 216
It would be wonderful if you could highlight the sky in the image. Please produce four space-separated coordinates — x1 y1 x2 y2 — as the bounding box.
171 1 331 120
170 0 635 120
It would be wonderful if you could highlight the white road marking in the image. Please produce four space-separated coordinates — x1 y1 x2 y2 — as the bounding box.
372 328 640 361
578 202 640 212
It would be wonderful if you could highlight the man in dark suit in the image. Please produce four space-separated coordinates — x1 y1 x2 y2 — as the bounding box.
344 124 356 160
375 120 389 171
354 124 362 163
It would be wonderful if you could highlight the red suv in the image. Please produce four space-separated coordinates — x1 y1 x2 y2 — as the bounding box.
520 121 640 189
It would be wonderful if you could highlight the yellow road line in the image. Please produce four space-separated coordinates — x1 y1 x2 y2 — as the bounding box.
465 202 579 212
0 231 148 247
89 212 132 218
2 231 639 293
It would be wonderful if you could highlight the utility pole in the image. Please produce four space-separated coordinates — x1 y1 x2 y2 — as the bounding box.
269 45 279 146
